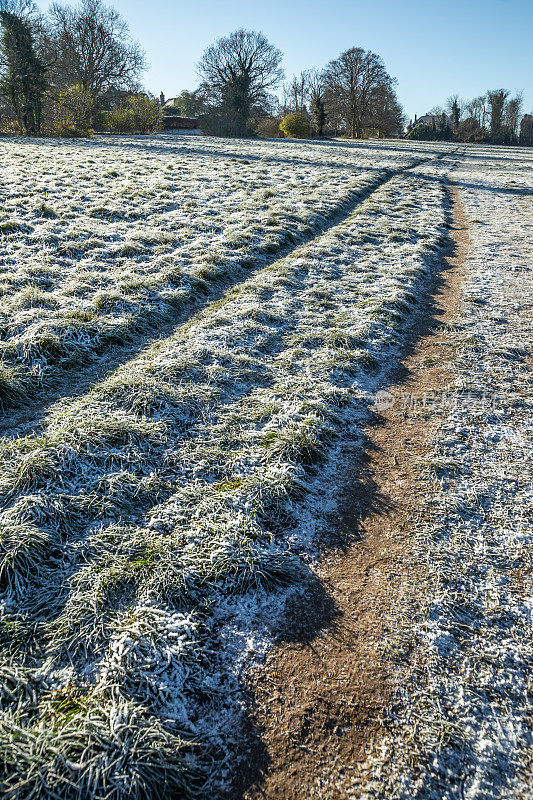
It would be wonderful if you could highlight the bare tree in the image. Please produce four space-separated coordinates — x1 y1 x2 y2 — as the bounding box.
197 29 283 123
322 47 394 138
467 95 489 129
431 89 526 145
283 70 310 113
370 83 404 137
46 0 145 97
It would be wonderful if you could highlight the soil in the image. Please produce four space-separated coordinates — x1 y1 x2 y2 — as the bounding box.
233 179 470 800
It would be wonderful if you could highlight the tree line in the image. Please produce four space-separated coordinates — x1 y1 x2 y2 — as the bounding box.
1 0 530 144
0 0 160 135
0 0 404 139
173 30 404 139
407 91 532 146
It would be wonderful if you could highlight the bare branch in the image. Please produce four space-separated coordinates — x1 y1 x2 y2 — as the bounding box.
197 29 283 122
46 0 146 96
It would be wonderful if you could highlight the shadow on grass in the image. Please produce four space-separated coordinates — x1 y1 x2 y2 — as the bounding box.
230 176 466 799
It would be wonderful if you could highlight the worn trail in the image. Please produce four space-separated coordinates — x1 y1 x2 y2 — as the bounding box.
0 145 456 800
236 180 469 800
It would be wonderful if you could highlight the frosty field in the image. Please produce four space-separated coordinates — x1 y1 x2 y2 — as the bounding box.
0 135 449 405
0 135 530 800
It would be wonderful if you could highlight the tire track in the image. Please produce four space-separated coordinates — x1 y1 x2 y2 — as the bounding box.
0 147 461 800
235 177 469 800
0 150 458 439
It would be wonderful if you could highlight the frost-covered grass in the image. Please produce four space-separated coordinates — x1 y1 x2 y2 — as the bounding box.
0 135 458 797
361 144 533 800
0 135 454 406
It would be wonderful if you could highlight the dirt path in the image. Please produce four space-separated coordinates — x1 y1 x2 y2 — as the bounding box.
235 180 470 800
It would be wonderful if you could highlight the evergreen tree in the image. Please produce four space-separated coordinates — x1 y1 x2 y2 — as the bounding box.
519 114 533 147
311 86 326 137
220 72 252 121
487 89 509 142
0 10 47 134
450 97 460 131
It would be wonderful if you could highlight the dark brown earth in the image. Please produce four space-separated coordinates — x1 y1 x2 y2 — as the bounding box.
233 180 470 800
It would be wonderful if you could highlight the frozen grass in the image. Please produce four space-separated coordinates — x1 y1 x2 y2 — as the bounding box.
0 136 454 406
0 694 199 800
360 144 533 800
0 140 459 797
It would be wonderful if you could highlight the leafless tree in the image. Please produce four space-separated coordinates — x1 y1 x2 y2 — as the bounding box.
322 47 394 138
467 95 489 129
282 70 310 113
197 29 283 122
429 89 525 145
445 94 465 130
46 0 146 96
370 83 404 137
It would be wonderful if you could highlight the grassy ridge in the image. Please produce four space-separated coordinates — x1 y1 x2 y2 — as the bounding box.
0 151 454 798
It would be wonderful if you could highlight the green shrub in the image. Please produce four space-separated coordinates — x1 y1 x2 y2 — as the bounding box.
127 94 163 134
406 123 435 140
108 107 135 134
96 95 162 135
0 117 23 136
57 84 94 133
406 122 452 141
279 112 312 139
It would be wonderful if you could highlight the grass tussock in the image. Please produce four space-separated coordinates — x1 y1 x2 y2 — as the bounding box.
0 695 199 800
262 422 327 466
0 523 55 596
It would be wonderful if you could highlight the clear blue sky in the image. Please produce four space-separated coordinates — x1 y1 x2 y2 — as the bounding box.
37 0 532 120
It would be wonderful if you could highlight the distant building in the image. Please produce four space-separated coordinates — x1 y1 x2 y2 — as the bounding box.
163 98 180 110
407 112 452 132
162 116 200 130
159 93 201 133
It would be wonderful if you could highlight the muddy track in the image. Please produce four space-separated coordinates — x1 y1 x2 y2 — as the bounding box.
0 151 459 440
233 178 469 800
